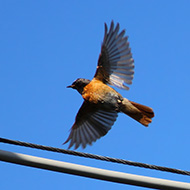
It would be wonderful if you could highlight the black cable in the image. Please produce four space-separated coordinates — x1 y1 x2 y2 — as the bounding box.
0 137 189 176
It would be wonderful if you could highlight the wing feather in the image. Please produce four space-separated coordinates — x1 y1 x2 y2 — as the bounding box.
94 21 134 90
64 101 118 149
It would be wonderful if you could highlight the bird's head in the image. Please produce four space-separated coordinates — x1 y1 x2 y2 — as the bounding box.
67 78 91 94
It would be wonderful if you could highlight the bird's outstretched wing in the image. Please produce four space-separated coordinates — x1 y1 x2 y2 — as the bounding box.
64 101 118 149
94 21 134 90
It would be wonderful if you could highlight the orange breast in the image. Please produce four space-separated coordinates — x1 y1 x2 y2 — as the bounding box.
82 79 121 105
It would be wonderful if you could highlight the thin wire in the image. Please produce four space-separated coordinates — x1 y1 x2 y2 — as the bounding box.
0 137 190 176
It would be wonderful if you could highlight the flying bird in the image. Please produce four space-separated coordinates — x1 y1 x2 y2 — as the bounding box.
64 21 154 149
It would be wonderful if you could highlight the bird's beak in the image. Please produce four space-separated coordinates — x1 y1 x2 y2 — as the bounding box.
67 85 73 88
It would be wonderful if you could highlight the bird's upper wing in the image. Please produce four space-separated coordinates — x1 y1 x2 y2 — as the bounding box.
64 101 118 149
94 21 134 90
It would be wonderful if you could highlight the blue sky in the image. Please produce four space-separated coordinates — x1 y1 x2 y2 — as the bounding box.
1 1 190 189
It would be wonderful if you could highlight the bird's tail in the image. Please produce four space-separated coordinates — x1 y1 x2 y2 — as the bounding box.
121 98 154 126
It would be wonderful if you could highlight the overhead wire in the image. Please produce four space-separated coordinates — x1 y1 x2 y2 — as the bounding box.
1 149 190 190
0 137 190 176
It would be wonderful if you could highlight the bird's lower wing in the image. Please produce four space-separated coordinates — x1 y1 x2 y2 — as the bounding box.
64 101 118 149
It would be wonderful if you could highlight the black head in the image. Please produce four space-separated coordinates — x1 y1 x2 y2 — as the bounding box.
67 78 91 94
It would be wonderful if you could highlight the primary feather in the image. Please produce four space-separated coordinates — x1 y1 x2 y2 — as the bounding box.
95 21 134 90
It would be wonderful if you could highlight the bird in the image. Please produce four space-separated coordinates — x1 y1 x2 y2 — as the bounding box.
64 21 154 149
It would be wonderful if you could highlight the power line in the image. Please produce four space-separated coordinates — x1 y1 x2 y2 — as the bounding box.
0 149 190 190
0 137 190 176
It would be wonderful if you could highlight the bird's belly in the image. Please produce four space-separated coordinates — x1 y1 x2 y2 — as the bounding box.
82 80 123 110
